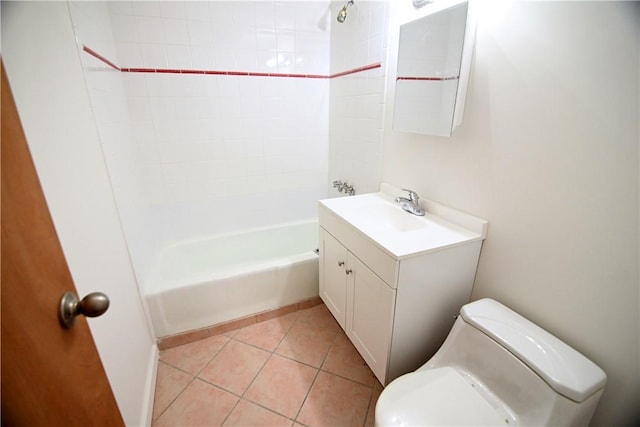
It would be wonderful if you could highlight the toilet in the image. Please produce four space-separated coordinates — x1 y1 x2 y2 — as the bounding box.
375 298 607 426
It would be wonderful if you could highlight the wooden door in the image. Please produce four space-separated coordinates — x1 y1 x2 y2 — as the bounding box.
0 63 124 426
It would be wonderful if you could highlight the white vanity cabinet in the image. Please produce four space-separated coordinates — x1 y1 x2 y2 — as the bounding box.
319 229 349 329
345 253 396 381
320 229 396 380
318 185 488 385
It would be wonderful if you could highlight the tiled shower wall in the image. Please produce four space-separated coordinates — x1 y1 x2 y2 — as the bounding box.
69 1 160 286
329 0 389 196
69 1 389 288
70 1 334 286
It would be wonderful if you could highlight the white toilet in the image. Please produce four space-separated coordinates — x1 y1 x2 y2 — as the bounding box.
375 298 607 426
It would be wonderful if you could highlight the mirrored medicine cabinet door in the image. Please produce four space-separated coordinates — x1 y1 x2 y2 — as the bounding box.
393 1 473 137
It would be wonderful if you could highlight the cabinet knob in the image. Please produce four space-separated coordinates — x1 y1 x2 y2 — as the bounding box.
338 261 345 267
345 269 353 275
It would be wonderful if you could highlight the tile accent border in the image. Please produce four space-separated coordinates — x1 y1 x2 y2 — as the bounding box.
83 45 381 79
157 296 323 350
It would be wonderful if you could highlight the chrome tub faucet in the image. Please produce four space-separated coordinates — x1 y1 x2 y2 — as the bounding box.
333 180 355 196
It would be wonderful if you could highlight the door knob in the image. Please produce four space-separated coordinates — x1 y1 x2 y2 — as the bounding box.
59 291 110 329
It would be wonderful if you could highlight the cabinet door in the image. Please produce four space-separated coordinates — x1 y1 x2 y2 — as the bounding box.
346 254 396 385
319 228 348 330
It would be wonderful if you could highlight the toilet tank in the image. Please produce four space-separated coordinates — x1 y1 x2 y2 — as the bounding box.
423 299 607 426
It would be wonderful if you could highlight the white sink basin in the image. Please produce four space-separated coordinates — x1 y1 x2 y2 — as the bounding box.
319 185 488 259
358 203 429 232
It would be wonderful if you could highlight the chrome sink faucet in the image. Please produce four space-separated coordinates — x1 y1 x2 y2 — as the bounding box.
395 189 425 216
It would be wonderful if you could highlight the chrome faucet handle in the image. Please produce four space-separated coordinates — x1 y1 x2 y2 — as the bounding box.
333 180 343 189
343 183 355 196
401 188 419 203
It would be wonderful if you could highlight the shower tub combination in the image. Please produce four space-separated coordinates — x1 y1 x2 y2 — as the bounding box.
145 220 320 338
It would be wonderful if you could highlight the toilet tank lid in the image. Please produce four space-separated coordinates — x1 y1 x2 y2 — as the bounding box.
460 298 607 403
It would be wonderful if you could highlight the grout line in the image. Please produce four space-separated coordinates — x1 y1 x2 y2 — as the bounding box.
193 311 306 423
154 303 377 425
292 330 341 423
363 386 377 427
294 366 322 424
218 385 242 426
151 361 192 424
154 335 234 423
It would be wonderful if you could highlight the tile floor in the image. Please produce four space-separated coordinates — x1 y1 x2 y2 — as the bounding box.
152 303 383 426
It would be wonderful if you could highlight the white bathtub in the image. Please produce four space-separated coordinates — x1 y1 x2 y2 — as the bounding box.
145 220 319 337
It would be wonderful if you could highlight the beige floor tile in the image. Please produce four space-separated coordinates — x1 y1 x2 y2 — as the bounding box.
199 339 270 395
244 354 318 419
276 321 338 367
153 378 238 426
297 371 372 427
296 304 341 332
322 333 376 386
152 362 193 421
160 334 230 374
152 303 382 427
223 399 294 426
234 312 298 351
365 380 384 427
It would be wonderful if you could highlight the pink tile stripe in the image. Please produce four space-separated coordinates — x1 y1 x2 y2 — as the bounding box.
396 76 459 81
82 45 381 79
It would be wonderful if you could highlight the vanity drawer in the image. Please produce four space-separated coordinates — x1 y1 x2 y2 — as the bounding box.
319 204 399 288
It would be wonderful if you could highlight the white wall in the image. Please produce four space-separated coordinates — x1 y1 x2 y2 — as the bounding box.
382 1 639 424
1 2 157 425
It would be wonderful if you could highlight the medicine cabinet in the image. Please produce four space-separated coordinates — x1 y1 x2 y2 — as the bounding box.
393 0 475 136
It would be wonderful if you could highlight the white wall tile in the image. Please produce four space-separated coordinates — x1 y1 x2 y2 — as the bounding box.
116 42 143 67
81 1 332 250
329 0 389 195
160 1 186 20
184 2 210 22
162 18 190 45
275 2 296 30
236 49 258 71
133 1 161 18
111 15 139 42
108 1 133 16
166 44 192 68
190 46 215 69
213 47 237 69
136 16 164 44
140 43 167 68
187 19 213 46
254 2 276 29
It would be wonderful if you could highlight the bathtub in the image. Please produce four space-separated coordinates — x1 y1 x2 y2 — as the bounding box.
145 220 319 337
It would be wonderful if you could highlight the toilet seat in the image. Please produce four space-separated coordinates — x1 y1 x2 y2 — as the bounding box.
375 367 509 426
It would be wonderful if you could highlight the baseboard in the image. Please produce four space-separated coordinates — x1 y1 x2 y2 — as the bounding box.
157 295 323 350
139 344 159 426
